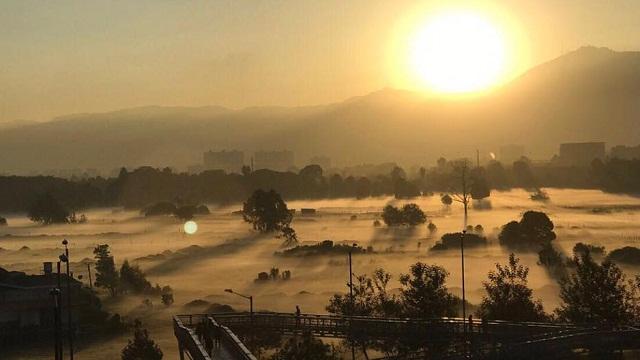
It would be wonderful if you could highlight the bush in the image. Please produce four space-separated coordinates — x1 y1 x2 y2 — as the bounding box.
143 202 177 217
0 216 6 226
607 247 640 265
430 233 487 251
573 242 606 257
278 241 366 257
121 321 163 360
382 204 426 226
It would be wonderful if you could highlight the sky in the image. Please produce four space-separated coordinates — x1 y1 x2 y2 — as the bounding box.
1 0 640 122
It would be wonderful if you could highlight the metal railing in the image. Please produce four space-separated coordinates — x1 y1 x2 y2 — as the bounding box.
176 312 617 360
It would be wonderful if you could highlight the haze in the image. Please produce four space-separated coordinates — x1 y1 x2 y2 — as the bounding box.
2 0 640 122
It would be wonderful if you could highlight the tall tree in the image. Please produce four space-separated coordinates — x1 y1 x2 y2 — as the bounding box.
479 254 547 321
242 189 293 232
556 252 637 325
93 244 120 296
399 262 457 318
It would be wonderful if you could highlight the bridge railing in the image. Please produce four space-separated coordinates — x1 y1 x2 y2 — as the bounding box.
173 316 211 360
206 317 256 360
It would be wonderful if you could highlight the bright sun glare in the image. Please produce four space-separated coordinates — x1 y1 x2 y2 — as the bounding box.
183 220 198 235
409 11 506 93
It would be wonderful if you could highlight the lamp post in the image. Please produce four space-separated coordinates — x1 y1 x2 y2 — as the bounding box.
224 289 253 321
59 239 74 360
348 243 357 360
50 288 62 360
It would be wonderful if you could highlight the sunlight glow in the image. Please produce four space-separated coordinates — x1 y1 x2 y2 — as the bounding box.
184 220 198 235
408 11 507 93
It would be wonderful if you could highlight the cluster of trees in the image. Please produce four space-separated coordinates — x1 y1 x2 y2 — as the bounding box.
93 244 174 305
430 232 487 251
381 203 427 226
142 201 210 220
255 267 292 282
497 211 565 276
277 240 368 257
1 157 639 216
322 248 640 357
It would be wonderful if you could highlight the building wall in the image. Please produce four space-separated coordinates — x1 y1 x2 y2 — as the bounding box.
558 142 605 166
254 150 295 171
203 150 244 173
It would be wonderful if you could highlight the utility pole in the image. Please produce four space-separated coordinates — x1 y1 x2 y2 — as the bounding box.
61 239 74 360
56 262 64 360
348 244 356 360
87 263 93 290
50 288 61 360
451 162 470 344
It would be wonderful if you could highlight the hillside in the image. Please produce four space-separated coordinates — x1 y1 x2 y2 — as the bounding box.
0 46 639 174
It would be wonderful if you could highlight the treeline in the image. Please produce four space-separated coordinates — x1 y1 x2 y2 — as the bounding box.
0 158 638 213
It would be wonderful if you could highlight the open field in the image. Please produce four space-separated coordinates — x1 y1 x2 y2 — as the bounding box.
3 188 640 359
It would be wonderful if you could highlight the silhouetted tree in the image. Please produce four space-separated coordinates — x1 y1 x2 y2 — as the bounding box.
399 262 457 318
0 216 6 226
479 254 547 321
119 260 153 294
326 268 401 318
94 244 119 296
556 252 637 325
512 158 536 188
270 332 337 360
161 286 174 306
486 161 510 189
498 211 556 251
242 189 293 232
382 204 426 226
121 321 163 360
27 192 70 224
440 194 452 206
470 167 491 200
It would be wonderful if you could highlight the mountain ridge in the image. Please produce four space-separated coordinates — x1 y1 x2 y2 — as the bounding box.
1 46 638 174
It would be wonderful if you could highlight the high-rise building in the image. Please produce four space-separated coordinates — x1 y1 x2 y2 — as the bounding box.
254 150 294 171
558 142 605 166
610 144 640 160
203 150 244 173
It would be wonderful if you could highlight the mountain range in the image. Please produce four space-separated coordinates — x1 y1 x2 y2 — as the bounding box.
1 46 639 174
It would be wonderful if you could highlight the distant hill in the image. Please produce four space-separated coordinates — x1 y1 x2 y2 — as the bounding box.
0 46 638 174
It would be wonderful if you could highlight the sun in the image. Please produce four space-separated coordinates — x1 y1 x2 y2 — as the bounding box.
183 220 198 235
408 11 507 93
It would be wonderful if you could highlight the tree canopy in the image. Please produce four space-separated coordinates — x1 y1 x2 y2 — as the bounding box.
556 252 638 325
27 192 70 224
399 262 458 318
479 254 547 322
382 204 427 227
121 321 163 360
94 244 120 296
242 189 293 232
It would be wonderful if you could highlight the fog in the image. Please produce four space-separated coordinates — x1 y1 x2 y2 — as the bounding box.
3 188 640 359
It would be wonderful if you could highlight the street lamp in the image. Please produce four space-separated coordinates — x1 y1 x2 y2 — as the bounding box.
348 243 357 360
49 288 62 360
60 239 74 360
224 289 253 320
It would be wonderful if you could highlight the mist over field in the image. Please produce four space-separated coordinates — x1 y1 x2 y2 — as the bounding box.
3 188 640 359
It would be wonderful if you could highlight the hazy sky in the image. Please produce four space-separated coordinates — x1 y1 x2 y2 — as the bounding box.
1 0 639 122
